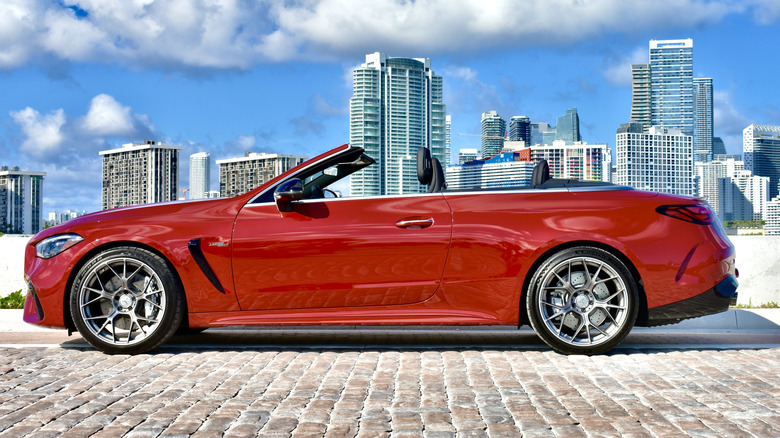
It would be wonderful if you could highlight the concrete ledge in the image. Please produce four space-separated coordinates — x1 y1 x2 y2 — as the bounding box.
647 308 780 331
2 308 778 333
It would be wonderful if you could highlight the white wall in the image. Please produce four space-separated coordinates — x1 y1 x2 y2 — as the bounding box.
730 236 780 306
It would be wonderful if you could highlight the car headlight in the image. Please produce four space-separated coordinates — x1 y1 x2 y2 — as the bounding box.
36 234 84 259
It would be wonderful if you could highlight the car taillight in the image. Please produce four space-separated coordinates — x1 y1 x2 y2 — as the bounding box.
656 204 714 225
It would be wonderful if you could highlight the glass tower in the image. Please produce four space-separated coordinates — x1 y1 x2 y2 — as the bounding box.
509 116 531 143
349 52 448 196
649 39 694 136
693 78 714 163
555 108 581 143
481 111 506 159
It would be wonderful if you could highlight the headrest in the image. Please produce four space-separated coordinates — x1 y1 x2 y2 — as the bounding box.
417 148 432 185
532 159 550 187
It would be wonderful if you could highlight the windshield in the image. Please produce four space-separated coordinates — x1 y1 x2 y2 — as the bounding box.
253 148 374 203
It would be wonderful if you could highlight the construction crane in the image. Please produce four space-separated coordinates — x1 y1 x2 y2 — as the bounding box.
179 187 188 200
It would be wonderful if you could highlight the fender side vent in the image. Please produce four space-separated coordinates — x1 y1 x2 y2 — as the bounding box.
188 238 227 294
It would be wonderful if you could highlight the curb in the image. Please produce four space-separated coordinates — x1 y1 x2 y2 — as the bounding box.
2 308 779 333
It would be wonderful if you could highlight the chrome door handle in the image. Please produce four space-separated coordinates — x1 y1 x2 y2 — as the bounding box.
395 217 434 229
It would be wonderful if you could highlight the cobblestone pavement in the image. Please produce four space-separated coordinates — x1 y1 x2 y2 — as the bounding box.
1 331 779 437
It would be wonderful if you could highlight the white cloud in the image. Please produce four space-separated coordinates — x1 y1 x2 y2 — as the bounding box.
9 107 66 158
749 0 780 25
444 66 478 82
81 94 135 136
714 90 755 135
10 94 157 163
602 46 648 86
0 0 760 71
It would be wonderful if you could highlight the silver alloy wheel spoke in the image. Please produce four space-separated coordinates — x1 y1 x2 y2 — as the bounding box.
538 255 628 347
78 256 166 346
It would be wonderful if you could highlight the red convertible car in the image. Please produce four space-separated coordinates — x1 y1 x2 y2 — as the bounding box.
23 144 738 355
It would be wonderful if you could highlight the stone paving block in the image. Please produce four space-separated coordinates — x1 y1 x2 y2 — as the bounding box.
1 345 780 436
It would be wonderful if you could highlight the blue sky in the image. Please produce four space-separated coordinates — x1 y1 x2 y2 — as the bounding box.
1 0 779 213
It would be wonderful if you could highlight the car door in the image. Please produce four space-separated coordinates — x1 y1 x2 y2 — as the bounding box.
231 194 452 310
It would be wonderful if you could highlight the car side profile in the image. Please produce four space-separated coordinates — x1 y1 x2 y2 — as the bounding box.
23 144 738 355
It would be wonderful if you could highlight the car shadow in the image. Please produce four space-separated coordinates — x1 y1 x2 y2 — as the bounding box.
55 326 779 355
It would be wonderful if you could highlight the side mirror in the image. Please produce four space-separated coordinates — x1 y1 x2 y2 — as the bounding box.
274 178 304 212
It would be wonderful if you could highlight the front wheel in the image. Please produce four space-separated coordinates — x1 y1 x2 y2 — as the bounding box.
70 247 185 354
526 247 638 355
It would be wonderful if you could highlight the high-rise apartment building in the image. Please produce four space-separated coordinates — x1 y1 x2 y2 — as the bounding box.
349 52 448 196
649 39 694 136
718 171 769 222
616 123 694 196
481 111 506 159
695 159 744 219
217 153 306 198
100 141 181 210
445 115 452 165
509 116 531 143
189 152 211 200
530 141 611 182
693 78 714 163
766 196 780 235
630 64 651 128
743 124 780 199
0 166 46 234
446 151 534 190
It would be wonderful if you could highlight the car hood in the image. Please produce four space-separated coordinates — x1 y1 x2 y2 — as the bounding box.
30 197 238 245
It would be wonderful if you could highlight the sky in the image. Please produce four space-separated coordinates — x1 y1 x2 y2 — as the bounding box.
1 0 779 214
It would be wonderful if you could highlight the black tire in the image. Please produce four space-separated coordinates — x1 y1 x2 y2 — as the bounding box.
526 246 638 355
69 247 185 354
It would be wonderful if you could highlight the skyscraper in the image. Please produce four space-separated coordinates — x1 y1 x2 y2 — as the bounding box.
649 39 694 135
530 123 550 146
712 137 727 155
100 141 181 210
349 52 448 196
693 78 714 162
0 166 46 234
630 64 651 128
189 152 211 200
509 116 531 143
555 108 581 143
481 111 506 159
744 124 780 199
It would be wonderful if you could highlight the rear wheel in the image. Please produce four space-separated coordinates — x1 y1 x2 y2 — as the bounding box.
70 247 185 354
526 247 638 355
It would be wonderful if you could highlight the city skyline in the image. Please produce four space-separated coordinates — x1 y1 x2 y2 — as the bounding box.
1 1 778 213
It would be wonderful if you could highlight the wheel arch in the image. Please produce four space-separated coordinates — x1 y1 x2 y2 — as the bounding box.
63 240 188 332
518 240 648 328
